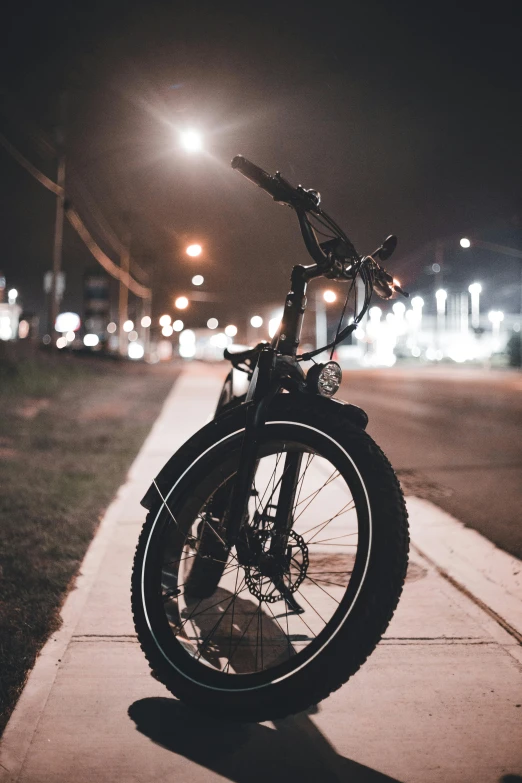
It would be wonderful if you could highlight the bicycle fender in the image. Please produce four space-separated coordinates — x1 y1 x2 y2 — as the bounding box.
140 392 368 511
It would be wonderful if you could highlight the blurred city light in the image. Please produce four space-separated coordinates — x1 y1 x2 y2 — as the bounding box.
18 320 29 339
191 275 204 286
323 290 336 303
55 312 80 333
224 324 238 337
141 315 151 328
7 288 18 304
128 330 138 341
83 334 99 347
369 306 382 321
159 314 171 327
468 282 482 328
488 310 504 324
123 320 134 332
207 318 218 329
435 289 447 308
179 130 203 153
268 316 281 338
210 332 229 348
107 321 117 334
175 296 189 310
173 319 184 331
66 331 75 342
128 342 145 360
56 336 67 349
460 237 471 248
162 325 173 337
179 329 196 358
186 244 202 257
250 315 263 328
392 301 406 317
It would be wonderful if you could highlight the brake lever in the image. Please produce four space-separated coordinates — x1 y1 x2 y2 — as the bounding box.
370 258 409 299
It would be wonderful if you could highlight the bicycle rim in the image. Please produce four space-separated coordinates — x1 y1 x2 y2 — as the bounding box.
141 421 372 692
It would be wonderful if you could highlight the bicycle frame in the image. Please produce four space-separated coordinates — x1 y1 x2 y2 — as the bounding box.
225 255 327 576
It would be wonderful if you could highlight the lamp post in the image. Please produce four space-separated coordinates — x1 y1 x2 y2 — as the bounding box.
468 283 482 330
315 290 336 350
462 238 522 364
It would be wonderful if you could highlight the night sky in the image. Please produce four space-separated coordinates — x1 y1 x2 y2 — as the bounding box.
1 0 521 327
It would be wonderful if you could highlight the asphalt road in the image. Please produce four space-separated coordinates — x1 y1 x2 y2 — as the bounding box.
339 366 522 560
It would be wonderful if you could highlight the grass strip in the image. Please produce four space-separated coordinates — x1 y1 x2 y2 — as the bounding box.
0 344 179 734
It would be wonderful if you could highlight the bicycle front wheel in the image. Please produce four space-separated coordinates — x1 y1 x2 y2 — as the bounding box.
131 404 408 721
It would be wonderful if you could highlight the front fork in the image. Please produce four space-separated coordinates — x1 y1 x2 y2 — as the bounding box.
225 345 304 610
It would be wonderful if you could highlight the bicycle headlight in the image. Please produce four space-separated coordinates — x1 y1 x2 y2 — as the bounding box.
306 361 342 397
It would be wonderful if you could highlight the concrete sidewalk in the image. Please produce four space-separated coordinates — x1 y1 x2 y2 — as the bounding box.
1 363 521 783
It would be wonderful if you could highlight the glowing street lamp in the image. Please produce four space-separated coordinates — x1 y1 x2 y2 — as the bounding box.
175 296 189 310
250 315 263 328
191 275 204 286
488 310 504 341
186 244 202 257
460 237 471 249
316 290 337 348
435 289 447 336
468 282 482 329
323 290 336 303
179 130 203 153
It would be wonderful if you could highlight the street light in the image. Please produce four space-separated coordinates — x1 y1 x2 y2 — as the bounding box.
224 324 237 337
7 288 18 304
159 314 171 327
250 315 263 328
468 283 482 329
316 290 337 348
207 318 218 329
186 244 202 257
460 237 471 248
488 310 504 342
192 275 204 286
123 320 134 333
175 296 189 310
179 130 203 153
141 315 151 328
173 319 184 332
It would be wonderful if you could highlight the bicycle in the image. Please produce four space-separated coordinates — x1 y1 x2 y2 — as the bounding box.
131 156 410 722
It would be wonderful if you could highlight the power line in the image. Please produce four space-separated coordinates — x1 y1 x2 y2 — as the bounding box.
0 131 63 195
0 127 150 299
65 204 150 299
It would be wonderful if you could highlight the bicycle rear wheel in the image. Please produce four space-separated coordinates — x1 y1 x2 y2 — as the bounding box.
132 406 408 721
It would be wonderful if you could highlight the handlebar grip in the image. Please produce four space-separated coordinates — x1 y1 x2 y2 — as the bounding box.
231 155 290 201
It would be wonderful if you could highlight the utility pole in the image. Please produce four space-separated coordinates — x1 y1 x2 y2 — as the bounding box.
118 230 131 356
48 91 67 337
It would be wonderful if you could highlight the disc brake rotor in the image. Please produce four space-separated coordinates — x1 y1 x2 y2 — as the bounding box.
244 529 309 603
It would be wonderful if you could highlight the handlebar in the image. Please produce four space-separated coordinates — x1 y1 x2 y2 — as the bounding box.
231 156 289 202
231 155 321 213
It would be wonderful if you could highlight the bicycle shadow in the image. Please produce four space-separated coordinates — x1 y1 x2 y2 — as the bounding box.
128 697 403 783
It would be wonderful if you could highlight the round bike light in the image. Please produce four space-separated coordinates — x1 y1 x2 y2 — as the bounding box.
306 361 342 397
